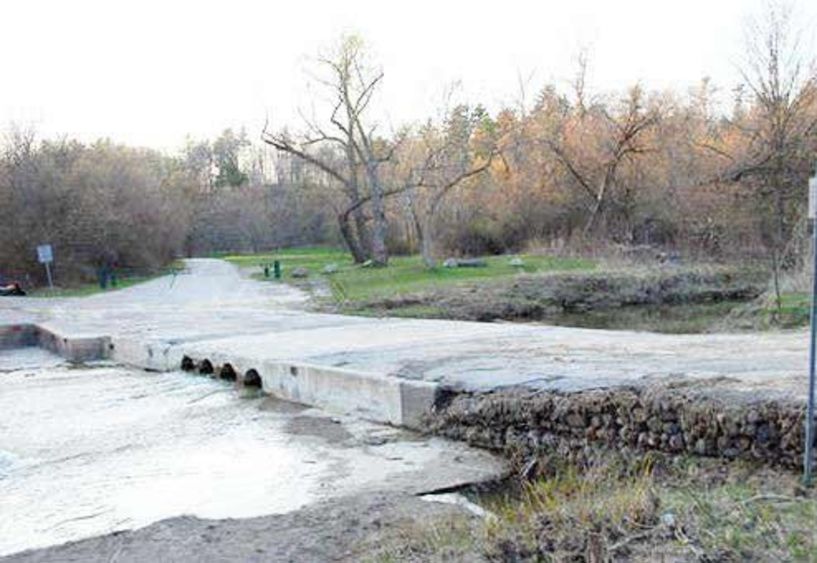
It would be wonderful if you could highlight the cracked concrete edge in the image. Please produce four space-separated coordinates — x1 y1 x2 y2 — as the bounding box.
0 323 111 363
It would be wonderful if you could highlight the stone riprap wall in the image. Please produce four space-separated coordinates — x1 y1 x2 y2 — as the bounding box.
427 382 808 468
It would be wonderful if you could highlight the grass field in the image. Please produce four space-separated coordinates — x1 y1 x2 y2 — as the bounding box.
26 262 185 298
726 291 812 330
223 246 596 304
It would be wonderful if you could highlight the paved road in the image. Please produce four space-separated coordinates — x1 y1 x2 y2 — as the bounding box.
1 258 810 399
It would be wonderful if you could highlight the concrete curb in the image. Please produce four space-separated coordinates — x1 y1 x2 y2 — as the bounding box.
0 324 39 350
105 336 440 429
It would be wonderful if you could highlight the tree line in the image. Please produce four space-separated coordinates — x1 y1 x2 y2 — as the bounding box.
1 3 815 290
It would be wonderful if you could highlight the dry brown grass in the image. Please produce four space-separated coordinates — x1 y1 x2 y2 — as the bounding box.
367 455 817 562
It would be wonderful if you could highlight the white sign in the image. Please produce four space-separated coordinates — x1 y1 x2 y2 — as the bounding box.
810 178 817 220
37 244 53 264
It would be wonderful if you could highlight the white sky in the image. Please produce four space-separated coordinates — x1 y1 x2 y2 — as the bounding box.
1 0 815 151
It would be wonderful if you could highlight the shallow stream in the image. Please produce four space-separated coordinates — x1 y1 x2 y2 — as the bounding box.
0 349 499 557
538 300 742 334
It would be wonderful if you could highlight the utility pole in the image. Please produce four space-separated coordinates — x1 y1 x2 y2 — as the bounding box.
805 163 817 485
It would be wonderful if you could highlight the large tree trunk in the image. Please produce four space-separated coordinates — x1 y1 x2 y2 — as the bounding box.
365 165 389 266
353 206 372 258
420 217 436 268
583 170 611 237
338 210 367 263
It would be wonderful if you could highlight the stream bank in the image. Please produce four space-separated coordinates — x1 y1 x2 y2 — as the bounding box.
346 266 766 333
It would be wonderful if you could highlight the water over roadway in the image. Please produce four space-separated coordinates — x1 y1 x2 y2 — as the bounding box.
0 348 501 556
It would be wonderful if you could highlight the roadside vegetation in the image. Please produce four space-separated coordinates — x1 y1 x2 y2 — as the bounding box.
25 262 185 298
224 246 782 333
366 455 817 562
224 246 595 303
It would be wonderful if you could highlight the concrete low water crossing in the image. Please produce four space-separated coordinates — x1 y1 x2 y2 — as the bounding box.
0 258 811 558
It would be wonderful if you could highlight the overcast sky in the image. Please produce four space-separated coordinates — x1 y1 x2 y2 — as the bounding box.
1 0 814 151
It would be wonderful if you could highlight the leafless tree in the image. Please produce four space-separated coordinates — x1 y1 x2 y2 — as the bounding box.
401 105 496 267
262 35 398 265
544 84 662 237
735 1 817 310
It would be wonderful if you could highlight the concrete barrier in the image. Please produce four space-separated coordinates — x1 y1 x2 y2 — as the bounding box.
108 336 172 371
37 325 110 363
162 345 439 429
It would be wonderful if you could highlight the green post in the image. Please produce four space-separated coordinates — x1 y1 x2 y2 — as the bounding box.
273 260 281 280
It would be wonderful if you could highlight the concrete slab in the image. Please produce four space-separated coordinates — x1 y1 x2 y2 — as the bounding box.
0 258 810 423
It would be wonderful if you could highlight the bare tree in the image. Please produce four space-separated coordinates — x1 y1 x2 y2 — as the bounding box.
402 105 496 267
736 1 817 310
544 84 661 237
262 35 398 265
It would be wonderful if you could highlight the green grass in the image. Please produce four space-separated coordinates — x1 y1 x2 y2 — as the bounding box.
736 291 812 329
774 292 811 326
26 261 185 298
223 246 595 305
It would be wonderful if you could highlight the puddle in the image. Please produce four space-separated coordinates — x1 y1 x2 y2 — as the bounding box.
285 415 355 443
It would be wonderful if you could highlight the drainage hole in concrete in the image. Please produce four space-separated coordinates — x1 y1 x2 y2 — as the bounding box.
243 369 262 388
180 356 196 371
219 363 237 381
198 359 214 375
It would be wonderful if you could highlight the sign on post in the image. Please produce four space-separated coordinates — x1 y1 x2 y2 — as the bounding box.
37 244 53 264
36 244 54 289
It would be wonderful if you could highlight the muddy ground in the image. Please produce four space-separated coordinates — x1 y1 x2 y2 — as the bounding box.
0 493 483 563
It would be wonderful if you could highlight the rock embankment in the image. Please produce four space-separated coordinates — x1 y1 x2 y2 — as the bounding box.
427 380 808 469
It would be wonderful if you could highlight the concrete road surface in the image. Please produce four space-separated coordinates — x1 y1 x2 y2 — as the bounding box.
0 258 809 399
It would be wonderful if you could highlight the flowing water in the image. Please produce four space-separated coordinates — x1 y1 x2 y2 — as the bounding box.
0 349 499 557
